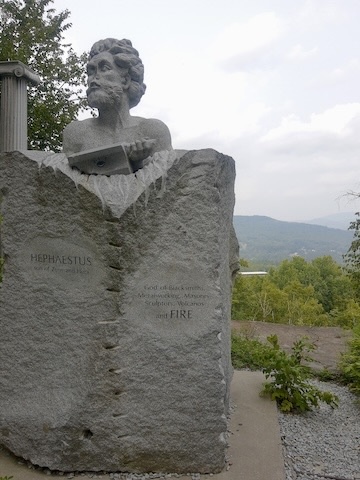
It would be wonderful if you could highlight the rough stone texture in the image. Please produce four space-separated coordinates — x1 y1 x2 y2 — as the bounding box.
0 149 238 474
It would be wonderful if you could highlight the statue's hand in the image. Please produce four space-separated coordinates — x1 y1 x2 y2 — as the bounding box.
124 138 156 163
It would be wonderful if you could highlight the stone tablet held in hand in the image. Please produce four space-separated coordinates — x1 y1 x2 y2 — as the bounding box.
63 38 172 174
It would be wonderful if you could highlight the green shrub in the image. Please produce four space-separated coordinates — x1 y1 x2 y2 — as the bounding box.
315 368 340 382
0 476 14 480
231 331 339 413
231 331 273 370
261 335 339 413
339 324 360 395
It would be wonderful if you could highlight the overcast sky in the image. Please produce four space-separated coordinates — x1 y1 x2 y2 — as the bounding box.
54 0 360 222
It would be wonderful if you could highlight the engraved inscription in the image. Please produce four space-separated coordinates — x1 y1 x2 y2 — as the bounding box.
20 236 106 288
29 253 92 275
136 282 211 320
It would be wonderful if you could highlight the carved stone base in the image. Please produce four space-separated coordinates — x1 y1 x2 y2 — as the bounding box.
0 149 237 473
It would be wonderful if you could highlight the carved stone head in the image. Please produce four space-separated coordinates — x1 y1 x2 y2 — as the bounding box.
86 38 146 109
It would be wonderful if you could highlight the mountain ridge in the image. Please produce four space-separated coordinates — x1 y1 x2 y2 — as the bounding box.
305 211 356 230
233 215 353 266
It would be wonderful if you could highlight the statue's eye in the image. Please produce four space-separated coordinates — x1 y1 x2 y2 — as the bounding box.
86 63 97 76
101 64 112 71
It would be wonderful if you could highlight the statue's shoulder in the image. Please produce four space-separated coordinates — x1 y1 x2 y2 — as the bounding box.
63 118 97 155
135 117 172 151
64 118 95 135
136 116 169 132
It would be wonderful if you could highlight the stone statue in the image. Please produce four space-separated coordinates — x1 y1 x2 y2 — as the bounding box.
63 38 172 175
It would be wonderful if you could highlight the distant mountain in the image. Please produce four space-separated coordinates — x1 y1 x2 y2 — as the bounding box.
306 212 356 230
233 215 353 266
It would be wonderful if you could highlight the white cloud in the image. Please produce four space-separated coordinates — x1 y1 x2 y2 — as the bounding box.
138 47 274 147
213 12 284 69
330 58 360 80
286 44 318 60
215 12 283 56
309 58 360 90
296 0 347 29
261 103 360 143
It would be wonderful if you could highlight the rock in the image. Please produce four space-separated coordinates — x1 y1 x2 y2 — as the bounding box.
0 149 238 473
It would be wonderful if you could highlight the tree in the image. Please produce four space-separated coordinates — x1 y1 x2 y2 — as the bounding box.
232 274 260 320
312 255 355 312
344 212 360 297
283 280 328 326
269 256 320 291
0 0 88 151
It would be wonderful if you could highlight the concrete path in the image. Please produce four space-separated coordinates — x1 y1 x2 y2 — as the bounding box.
0 370 285 480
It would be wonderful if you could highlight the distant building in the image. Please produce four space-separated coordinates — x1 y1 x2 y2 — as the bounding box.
240 271 267 276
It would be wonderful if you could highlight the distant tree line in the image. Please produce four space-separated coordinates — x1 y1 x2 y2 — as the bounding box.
232 255 360 328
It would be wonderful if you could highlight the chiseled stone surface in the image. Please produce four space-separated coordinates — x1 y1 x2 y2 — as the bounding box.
0 149 237 473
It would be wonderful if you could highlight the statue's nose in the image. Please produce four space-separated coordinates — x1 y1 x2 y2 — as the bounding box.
88 77 100 89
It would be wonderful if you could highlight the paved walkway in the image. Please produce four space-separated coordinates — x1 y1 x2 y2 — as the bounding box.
0 370 285 480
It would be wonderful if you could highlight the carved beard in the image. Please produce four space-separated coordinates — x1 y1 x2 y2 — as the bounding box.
87 83 124 110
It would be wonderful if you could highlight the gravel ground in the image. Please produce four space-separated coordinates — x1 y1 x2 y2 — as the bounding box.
278 380 360 480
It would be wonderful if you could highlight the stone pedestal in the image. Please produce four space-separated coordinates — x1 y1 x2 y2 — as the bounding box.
0 149 238 473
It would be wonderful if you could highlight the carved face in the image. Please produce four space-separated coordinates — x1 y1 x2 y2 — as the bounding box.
86 51 129 109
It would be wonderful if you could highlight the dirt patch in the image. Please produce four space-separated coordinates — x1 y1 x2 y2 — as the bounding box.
231 320 353 373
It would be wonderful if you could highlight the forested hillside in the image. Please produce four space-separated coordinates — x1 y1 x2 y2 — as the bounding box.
233 215 353 266
232 255 360 327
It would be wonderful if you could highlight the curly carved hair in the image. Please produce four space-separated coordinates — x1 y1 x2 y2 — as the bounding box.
89 38 146 108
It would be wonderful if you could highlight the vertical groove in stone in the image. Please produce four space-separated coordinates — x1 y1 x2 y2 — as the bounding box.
0 76 28 151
